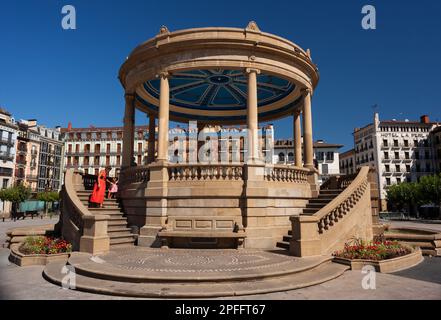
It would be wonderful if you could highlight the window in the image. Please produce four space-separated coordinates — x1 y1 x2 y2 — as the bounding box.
406 165 411 172
383 139 388 147
67 156 71 165
138 143 142 153
326 152 334 161
94 156 100 165
278 153 285 163
117 143 122 153
137 155 142 165
396 178 401 184
405 152 410 159
385 165 390 172
68 144 72 153
116 156 121 166
414 140 419 147
288 152 294 162
106 156 110 166
2 179 9 189
384 152 389 159
317 152 324 161
395 165 400 172
95 144 101 154
386 178 391 185
393 140 399 147
395 152 399 159
84 156 89 166
107 144 111 153
404 140 409 147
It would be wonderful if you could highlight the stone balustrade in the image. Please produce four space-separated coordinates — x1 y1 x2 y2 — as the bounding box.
168 164 243 181
264 165 309 183
120 166 151 185
290 167 373 257
59 169 110 255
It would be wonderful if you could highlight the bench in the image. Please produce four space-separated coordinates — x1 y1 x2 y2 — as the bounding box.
158 216 246 249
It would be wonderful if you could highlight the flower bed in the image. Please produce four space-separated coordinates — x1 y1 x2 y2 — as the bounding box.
9 236 72 267
333 240 423 273
19 236 72 255
333 240 411 261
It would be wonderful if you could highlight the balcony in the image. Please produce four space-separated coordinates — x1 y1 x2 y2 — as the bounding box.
393 171 404 176
26 175 38 181
16 159 27 166
0 153 14 162
381 157 391 163
391 144 401 150
391 158 402 163
0 168 13 177
403 158 412 163
383 171 393 176
0 138 14 147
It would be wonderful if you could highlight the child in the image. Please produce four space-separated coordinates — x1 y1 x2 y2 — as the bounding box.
108 177 119 199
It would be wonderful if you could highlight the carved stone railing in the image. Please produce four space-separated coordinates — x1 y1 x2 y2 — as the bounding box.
264 165 309 183
59 169 110 254
290 167 373 257
119 166 151 185
168 164 243 181
321 171 358 190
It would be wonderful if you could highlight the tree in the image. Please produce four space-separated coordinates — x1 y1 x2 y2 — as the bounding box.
386 182 419 217
36 191 60 216
417 174 441 217
0 185 32 220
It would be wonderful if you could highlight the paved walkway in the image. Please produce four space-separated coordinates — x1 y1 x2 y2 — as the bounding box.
386 220 441 232
1 218 440 300
0 217 59 247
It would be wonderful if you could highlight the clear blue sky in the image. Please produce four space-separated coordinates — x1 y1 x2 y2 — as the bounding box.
1 0 440 151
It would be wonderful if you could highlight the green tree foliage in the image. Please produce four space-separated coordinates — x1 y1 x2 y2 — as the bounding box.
36 191 60 214
0 185 32 204
387 174 441 215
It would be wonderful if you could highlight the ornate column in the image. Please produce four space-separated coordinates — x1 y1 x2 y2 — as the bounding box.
294 111 302 167
122 93 135 168
147 112 156 164
246 68 260 162
302 88 314 169
156 72 170 162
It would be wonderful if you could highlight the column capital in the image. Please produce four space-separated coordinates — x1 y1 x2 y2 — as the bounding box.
293 109 302 116
301 87 313 96
124 93 135 101
156 71 170 79
245 68 261 75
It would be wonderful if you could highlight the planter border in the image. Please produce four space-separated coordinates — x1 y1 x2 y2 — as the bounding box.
333 245 423 273
8 244 70 267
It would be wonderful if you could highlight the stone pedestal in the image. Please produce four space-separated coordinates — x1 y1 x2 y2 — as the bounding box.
289 215 321 257
138 161 169 247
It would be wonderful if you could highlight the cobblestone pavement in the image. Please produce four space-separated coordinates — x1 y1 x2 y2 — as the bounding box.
0 217 59 247
1 218 440 300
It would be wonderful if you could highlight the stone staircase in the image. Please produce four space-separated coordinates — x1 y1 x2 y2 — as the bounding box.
76 190 136 248
277 189 343 250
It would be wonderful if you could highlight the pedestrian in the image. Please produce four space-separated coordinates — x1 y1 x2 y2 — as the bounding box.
90 166 111 208
108 177 119 199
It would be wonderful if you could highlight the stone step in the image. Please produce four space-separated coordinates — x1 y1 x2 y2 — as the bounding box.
107 220 129 227
320 189 342 195
306 203 326 209
109 232 136 239
288 230 292 236
89 208 123 214
303 208 319 214
43 257 348 298
108 227 132 233
283 235 292 242
309 199 332 204
110 237 136 246
276 241 290 250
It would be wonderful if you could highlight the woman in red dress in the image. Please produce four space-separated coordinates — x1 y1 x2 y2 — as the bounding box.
90 167 111 208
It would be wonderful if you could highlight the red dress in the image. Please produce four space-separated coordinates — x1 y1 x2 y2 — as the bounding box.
90 170 106 205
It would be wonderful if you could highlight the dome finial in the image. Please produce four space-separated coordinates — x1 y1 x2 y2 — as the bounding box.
246 21 260 32
159 25 170 35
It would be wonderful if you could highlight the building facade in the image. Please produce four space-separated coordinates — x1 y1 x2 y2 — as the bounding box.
273 139 343 184
36 125 64 192
0 109 18 216
15 120 41 192
430 126 441 173
339 149 356 175
353 113 439 210
62 125 155 178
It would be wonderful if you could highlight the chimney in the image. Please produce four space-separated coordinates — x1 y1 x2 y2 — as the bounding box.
67 122 72 131
420 115 430 124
